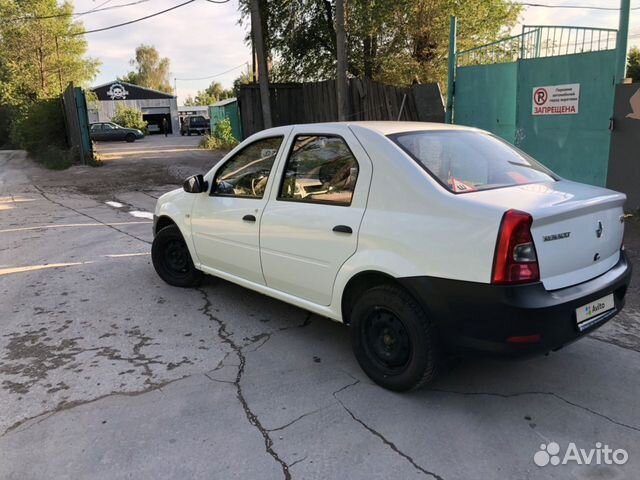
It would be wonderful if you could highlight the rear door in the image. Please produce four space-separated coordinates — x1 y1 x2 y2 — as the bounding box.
90 123 103 141
260 127 373 305
190 136 286 285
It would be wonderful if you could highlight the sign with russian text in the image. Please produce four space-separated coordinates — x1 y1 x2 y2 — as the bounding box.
532 83 580 116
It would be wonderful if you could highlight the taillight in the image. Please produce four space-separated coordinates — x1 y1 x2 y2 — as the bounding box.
492 210 539 284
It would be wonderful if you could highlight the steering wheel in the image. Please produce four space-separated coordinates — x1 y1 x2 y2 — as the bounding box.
251 178 258 196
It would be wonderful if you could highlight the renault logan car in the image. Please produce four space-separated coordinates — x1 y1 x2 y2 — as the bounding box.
151 122 632 391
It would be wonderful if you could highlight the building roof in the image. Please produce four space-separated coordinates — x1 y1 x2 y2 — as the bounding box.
91 81 175 101
210 97 237 107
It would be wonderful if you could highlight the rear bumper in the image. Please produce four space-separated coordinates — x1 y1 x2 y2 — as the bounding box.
399 251 632 357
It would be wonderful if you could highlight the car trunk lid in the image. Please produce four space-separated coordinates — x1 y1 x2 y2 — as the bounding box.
465 180 625 290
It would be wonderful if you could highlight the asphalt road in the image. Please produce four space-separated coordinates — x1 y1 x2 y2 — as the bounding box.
1 138 639 479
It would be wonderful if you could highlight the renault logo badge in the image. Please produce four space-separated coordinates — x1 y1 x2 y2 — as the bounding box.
596 221 603 238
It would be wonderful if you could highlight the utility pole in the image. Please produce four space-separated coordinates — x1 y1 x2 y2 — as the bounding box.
445 16 457 124
336 0 348 121
615 0 631 83
250 0 272 129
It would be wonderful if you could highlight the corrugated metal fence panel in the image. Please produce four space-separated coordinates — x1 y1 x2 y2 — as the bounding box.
455 62 518 143
607 83 640 211
515 50 617 186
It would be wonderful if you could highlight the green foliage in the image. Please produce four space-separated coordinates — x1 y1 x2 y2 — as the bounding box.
7 99 76 169
199 117 238 151
628 47 640 83
10 99 66 153
239 0 521 88
233 71 252 97
111 104 148 131
184 81 234 106
0 0 99 106
120 45 173 93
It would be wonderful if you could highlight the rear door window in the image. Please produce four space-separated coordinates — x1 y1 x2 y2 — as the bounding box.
389 130 557 193
278 135 359 206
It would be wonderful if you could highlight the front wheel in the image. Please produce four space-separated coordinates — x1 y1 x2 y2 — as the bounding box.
350 284 439 391
152 224 203 288
125 133 135 143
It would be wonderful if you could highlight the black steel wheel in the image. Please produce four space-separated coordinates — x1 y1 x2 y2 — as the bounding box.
152 224 203 287
351 284 439 391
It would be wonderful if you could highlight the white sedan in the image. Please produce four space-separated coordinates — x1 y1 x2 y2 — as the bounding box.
152 122 632 391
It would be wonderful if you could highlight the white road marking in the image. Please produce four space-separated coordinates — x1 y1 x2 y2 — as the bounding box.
0 253 150 276
0 261 94 276
105 201 125 208
128 211 154 219
0 222 151 234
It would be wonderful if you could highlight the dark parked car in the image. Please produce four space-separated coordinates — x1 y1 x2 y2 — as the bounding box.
90 122 145 143
180 115 210 136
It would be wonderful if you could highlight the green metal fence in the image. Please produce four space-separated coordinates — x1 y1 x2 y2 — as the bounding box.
453 25 618 186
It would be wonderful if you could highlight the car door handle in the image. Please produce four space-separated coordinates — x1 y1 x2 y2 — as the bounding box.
243 214 256 222
333 225 352 234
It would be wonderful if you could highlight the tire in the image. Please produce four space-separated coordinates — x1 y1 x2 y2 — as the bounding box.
152 224 203 288
187 130 192 136
350 284 439 391
125 133 135 143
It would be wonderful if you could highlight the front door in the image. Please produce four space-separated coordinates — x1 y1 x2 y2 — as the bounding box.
260 128 372 305
190 136 285 285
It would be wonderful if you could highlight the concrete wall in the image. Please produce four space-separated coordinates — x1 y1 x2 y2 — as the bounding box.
608 83 640 212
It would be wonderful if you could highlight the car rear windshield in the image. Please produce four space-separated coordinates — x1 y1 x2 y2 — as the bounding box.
389 130 558 194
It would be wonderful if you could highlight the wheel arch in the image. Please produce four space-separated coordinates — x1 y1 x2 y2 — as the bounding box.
154 215 177 236
341 270 415 325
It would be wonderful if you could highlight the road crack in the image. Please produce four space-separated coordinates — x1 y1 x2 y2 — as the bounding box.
33 186 150 245
428 388 640 434
0 375 189 439
333 380 445 480
198 287 291 480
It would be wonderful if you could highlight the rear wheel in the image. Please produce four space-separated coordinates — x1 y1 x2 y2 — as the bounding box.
350 284 439 391
152 225 203 288
125 133 135 143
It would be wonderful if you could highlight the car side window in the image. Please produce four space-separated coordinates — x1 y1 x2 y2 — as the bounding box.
103 123 114 130
278 135 359 206
90 124 102 131
212 136 283 198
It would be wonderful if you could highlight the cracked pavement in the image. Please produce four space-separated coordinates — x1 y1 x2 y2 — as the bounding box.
1 140 639 479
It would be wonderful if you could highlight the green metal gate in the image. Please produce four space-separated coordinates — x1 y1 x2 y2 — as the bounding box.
453 25 618 186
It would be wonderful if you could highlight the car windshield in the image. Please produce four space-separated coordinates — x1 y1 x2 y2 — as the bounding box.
389 130 558 194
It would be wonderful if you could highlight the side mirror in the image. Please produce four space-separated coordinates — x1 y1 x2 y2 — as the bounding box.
183 174 208 194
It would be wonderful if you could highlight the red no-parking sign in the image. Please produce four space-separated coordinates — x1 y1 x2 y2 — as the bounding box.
532 83 580 115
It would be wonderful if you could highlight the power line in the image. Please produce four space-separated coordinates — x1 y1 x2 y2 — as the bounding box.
175 62 248 81
5 0 151 22
517 2 640 10
68 0 197 35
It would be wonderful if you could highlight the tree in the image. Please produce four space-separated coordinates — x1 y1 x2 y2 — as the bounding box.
628 47 640 82
0 0 98 151
120 44 173 93
111 104 148 131
0 0 99 106
240 0 521 88
184 81 234 106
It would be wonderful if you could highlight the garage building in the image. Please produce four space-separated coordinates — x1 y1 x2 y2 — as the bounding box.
89 81 180 135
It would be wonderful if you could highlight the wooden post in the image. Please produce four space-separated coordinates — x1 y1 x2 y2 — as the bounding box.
250 0 272 129
336 0 348 121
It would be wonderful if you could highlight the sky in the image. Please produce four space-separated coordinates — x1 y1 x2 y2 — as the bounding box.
72 0 640 105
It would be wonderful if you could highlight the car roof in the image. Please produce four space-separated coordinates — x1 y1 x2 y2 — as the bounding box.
265 121 479 136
